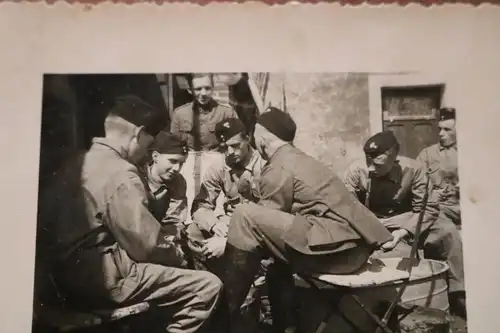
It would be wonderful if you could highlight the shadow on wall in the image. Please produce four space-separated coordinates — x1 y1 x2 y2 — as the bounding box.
263 73 371 176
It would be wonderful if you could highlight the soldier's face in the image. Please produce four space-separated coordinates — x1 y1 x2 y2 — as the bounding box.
129 129 155 163
366 150 397 177
223 133 250 167
152 152 187 181
190 76 214 105
438 119 457 147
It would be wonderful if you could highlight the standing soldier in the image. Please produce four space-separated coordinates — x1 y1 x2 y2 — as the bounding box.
417 107 461 228
343 130 466 319
170 73 238 152
39 96 222 333
222 107 393 333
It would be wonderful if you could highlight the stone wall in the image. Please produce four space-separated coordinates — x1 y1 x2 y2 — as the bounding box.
261 72 371 177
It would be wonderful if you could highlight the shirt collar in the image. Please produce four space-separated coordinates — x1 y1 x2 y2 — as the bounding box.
439 143 457 151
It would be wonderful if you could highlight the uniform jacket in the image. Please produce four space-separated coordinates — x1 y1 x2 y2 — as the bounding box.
417 143 460 209
344 156 441 235
170 100 238 151
191 148 266 232
39 138 187 305
258 144 392 256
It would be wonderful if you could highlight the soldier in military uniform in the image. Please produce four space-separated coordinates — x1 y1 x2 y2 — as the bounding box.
184 118 266 275
343 130 466 319
222 107 393 333
39 96 223 333
417 108 461 228
139 131 190 264
170 73 239 152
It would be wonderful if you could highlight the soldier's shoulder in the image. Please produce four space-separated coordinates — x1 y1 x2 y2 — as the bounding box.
419 143 439 155
172 102 194 115
215 101 236 113
346 158 366 172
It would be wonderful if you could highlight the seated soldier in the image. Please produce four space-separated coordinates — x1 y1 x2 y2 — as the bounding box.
139 131 190 263
417 108 461 228
343 130 466 319
222 107 393 333
186 118 266 276
38 96 222 333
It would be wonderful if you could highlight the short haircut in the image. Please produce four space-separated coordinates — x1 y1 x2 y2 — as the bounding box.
187 73 214 88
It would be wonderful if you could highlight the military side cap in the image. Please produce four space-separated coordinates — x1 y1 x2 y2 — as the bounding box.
109 95 165 136
257 107 297 142
439 107 456 121
215 118 247 143
363 131 399 157
149 131 188 155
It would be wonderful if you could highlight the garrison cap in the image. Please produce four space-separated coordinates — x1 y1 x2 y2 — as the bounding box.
439 107 456 121
215 118 247 144
108 95 165 136
257 107 297 142
149 131 188 155
363 131 399 158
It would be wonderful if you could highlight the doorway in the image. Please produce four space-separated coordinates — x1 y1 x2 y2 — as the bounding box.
369 74 446 159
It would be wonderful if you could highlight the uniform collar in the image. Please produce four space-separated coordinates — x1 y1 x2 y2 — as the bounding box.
142 164 171 197
439 143 457 151
92 137 127 160
192 99 218 115
267 143 292 164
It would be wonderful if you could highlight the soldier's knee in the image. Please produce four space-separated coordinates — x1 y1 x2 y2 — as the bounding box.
197 271 223 303
231 203 257 228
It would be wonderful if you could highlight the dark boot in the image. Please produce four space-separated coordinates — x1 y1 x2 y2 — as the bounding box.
266 262 298 333
449 291 467 320
223 243 262 333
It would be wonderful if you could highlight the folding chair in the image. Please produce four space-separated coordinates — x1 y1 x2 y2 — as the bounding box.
33 273 152 333
296 169 440 333
296 257 411 333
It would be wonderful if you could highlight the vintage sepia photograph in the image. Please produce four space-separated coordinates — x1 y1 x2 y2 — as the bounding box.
32 72 466 333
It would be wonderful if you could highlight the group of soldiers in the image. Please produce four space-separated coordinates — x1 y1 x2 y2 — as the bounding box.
38 72 466 333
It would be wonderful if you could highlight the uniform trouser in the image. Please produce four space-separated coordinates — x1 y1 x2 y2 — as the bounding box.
372 211 465 293
228 203 371 273
184 218 262 333
55 248 222 333
227 203 372 331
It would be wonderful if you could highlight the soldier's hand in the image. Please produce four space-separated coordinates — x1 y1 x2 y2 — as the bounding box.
201 236 227 259
211 223 229 238
381 229 409 251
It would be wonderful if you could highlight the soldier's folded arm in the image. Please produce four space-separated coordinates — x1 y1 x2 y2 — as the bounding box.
258 165 293 212
106 173 184 266
402 163 441 235
191 162 224 233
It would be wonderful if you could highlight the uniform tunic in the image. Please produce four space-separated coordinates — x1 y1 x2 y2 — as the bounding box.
39 138 222 333
191 148 266 233
343 156 464 293
170 100 238 152
228 144 393 275
417 143 461 225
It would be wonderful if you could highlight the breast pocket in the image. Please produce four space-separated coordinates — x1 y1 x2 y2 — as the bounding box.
179 121 193 133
